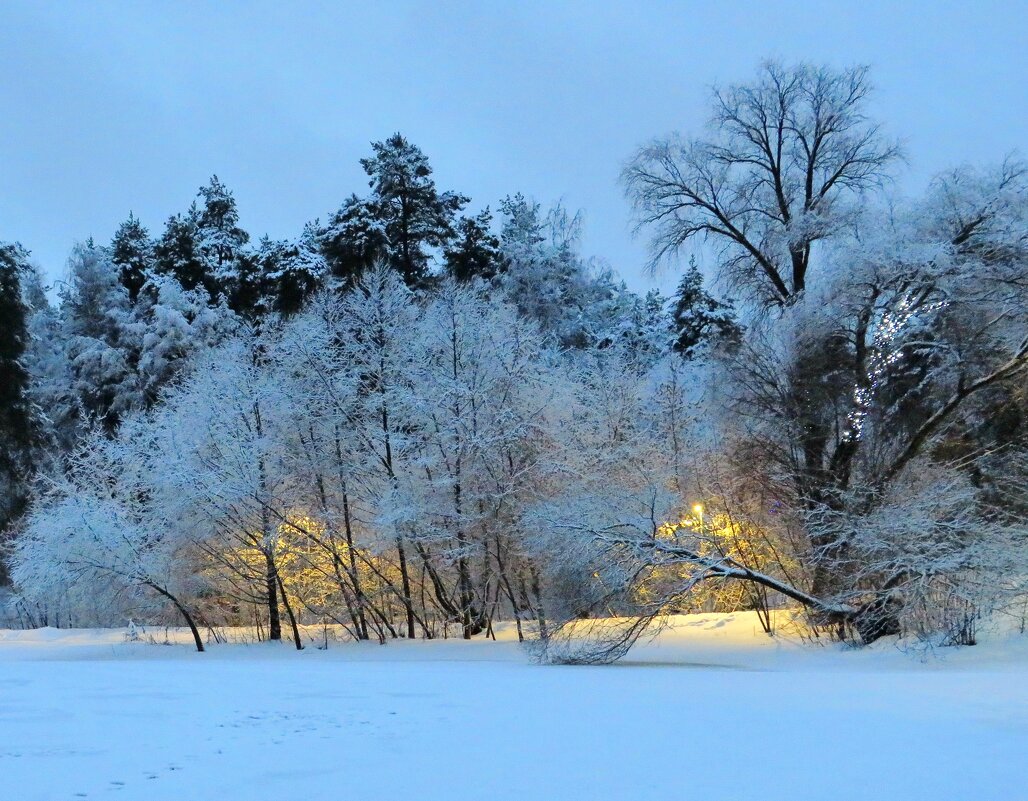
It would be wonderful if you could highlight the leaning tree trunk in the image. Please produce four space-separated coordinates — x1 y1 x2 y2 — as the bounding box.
340 484 370 640
148 582 204 653
276 574 304 650
264 548 282 642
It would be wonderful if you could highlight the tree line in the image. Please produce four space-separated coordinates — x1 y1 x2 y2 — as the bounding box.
2 61 1025 660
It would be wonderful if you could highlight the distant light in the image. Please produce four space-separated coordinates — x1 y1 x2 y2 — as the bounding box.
692 503 703 515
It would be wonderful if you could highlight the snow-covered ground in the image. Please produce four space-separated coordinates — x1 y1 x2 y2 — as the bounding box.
3 613 1028 801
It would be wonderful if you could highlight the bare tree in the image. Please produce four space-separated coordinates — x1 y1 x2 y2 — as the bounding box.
624 61 900 306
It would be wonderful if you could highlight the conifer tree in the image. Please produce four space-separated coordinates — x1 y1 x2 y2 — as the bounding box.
154 206 207 295
444 208 503 282
59 241 139 432
670 259 742 358
318 195 387 289
0 242 36 543
110 212 154 302
196 175 250 285
269 224 326 315
153 177 251 303
359 133 467 286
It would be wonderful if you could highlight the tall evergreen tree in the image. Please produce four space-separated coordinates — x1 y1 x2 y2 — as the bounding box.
110 212 154 302
318 195 388 289
444 208 503 282
670 259 742 358
196 175 250 284
154 206 208 295
269 224 326 315
0 243 36 544
153 177 250 303
359 133 467 286
59 242 140 432
20 265 78 456
496 194 592 346
226 247 264 318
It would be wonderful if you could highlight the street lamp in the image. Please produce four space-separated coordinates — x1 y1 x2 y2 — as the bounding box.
693 503 704 534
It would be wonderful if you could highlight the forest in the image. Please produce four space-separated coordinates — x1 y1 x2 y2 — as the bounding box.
1 61 1026 662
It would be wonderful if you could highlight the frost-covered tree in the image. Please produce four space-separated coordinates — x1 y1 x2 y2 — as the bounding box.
495 194 664 356
525 345 686 659
266 297 379 640
196 175 251 307
154 207 205 292
152 177 251 304
670 259 742 358
21 266 77 456
196 176 249 276
685 158 1028 642
144 331 305 646
110 212 154 302
411 279 554 638
496 195 593 346
263 225 326 315
58 242 140 432
133 274 237 406
335 264 424 637
585 276 672 364
10 425 209 648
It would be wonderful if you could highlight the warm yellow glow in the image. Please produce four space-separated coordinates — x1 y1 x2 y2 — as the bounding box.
641 506 797 614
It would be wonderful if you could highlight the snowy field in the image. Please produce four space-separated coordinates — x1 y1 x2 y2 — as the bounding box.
3 613 1028 801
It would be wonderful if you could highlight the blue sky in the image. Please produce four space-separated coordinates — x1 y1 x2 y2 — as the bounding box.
2 1 1025 292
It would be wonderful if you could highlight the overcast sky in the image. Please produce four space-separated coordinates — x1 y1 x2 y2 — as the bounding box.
2 1 1025 292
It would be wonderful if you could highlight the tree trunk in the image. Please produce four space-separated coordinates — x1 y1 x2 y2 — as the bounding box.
529 565 548 641
455 529 477 639
395 536 416 639
852 597 902 644
340 485 370 640
265 549 282 642
276 574 304 650
148 583 204 653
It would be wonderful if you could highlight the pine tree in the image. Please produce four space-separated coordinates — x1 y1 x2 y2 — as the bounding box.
444 208 503 282
110 212 154 302
0 242 36 541
241 233 325 318
153 177 250 303
670 259 742 358
318 195 388 289
269 224 326 315
497 194 591 346
154 206 208 295
20 265 78 455
226 246 264 318
359 133 467 286
196 175 250 286
59 242 140 432
134 274 237 406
